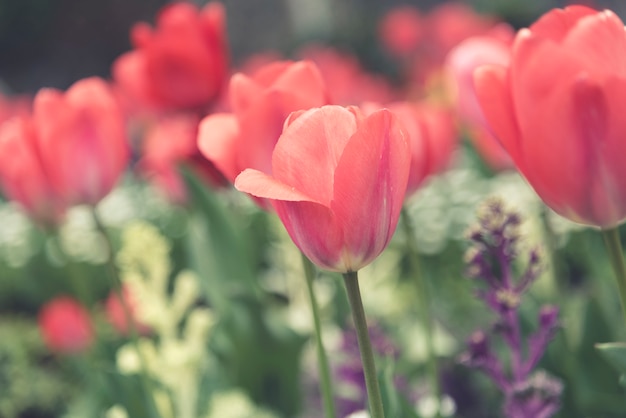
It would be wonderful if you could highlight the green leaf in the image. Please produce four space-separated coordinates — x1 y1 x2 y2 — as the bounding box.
596 342 626 375
180 166 262 312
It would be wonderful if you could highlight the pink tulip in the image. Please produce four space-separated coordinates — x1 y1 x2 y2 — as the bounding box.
0 78 128 223
34 77 129 206
38 296 94 354
0 116 65 224
198 60 328 207
446 35 513 170
378 6 424 57
475 6 626 228
113 2 228 112
235 105 410 272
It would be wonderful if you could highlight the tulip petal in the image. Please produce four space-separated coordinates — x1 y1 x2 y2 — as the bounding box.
272 60 328 106
198 113 241 182
235 168 316 202
272 106 356 205
529 5 596 42
331 109 410 270
562 10 626 78
474 65 521 163
273 200 345 271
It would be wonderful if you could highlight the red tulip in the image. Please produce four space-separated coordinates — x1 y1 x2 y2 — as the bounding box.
198 60 328 207
38 296 93 354
139 113 226 203
446 35 513 170
0 116 65 224
378 6 424 57
475 6 626 228
235 105 410 272
34 77 129 207
113 2 228 112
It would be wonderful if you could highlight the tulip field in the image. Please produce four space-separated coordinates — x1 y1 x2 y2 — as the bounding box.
2 1 626 417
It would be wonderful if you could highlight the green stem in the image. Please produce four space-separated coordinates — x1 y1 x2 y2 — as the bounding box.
601 227 626 326
90 208 162 418
342 271 385 418
301 254 337 418
401 208 441 418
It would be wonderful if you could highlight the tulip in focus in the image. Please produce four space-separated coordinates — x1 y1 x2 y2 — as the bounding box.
235 105 410 272
475 6 626 228
113 2 229 112
38 296 94 354
446 35 513 170
198 60 328 206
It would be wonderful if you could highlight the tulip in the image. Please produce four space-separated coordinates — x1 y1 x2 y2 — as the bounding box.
0 116 65 224
474 5 626 228
298 45 396 105
113 2 228 112
475 5 626 328
198 60 328 205
235 105 410 273
34 77 129 207
378 6 424 58
139 113 227 203
446 35 514 171
38 296 94 354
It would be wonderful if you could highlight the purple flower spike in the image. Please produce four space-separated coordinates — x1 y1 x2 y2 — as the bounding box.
461 198 562 418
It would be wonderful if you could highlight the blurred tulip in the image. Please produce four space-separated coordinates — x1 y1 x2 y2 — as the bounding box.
235 105 410 272
34 77 129 207
299 45 396 105
475 6 626 228
0 78 128 223
198 60 328 207
38 296 93 354
113 2 228 112
139 113 227 203
446 35 513 170
378 6 424 57
0 116 65 225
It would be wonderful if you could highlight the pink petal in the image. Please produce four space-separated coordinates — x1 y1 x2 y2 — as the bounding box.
474 65 521 164
562 10 626 78
271 106 356 205
331 109 410 270
235 168 316 202
198 113 241 182
529 5 597 42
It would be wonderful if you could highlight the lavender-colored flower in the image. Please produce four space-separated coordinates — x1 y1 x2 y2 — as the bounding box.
461 198 562 418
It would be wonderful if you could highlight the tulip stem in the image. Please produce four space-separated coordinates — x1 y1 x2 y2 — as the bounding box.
91 208 162 418
601 227 626 326
401 208 441 418
301 254 337 418
342 271 386 418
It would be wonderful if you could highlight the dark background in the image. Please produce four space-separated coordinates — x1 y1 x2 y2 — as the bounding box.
0 0 623 94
